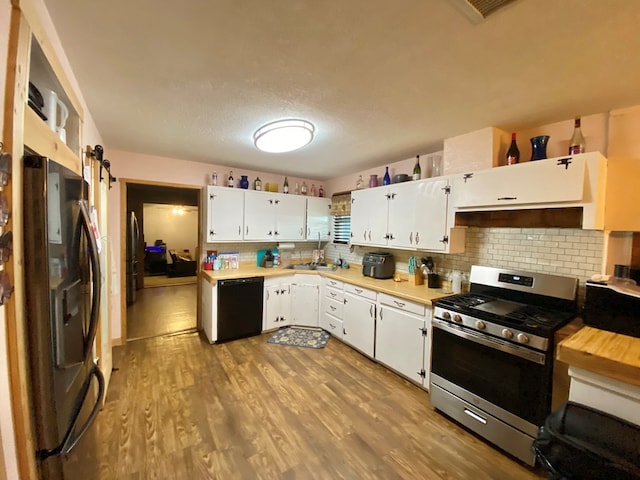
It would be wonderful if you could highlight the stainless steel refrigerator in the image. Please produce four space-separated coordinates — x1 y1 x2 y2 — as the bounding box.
126 210 139 304
23 153 105 479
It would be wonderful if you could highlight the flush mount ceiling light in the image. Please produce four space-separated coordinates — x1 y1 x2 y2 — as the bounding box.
253 119 315 153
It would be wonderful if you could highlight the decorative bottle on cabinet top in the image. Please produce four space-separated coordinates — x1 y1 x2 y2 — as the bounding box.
239 175 249 189
227 171 234 187
254 177 262 191
383 166 391 185
283 176 289 194
356 175 364 190
318 185 324 197
369 174 378 188
568 117 586 155
412 156 421 180
506 133 520 165
301 181 307 195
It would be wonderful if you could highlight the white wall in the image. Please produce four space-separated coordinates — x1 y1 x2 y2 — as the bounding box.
143 204 198 258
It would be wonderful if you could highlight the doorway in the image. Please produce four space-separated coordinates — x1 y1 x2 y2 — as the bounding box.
123 181 201 342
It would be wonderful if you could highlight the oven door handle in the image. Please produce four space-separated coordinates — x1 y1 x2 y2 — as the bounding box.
432 318 546 365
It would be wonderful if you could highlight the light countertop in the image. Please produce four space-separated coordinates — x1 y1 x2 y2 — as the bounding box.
557 325 640 388
200 262 453 306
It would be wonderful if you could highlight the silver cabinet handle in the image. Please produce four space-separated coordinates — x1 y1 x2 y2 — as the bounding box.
246 226 249 235
415 232 420 244
379 308 383 320
393 300 405 308
330 305 336 311
409 232 413 244
307 227 310 236
330 292 336 297
369 304 373 317
238 226 241 236
355 288 363 294
363 231 366 241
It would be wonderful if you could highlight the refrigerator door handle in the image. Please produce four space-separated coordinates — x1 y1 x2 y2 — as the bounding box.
79 200 101 360
37 363 105 460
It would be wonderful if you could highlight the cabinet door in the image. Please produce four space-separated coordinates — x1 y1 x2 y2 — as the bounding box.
244 190 277 241
343 293 375 357
320 312 343 339
454 155 587 209
413 178 449 251
276 194 306 241
350 188 389 246
279 284 292 326
387 182 418 249
306 197 331 241
291 284 319 327
206 186 244 242
264 284 282 330
376 305 425 384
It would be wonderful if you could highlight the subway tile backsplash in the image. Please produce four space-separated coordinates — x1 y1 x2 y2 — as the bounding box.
327 227 604 287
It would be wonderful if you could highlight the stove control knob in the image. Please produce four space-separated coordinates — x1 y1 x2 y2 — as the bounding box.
442 311 451 320
475 320 486 330
517 333 530 344
453 314 463 323
502 328 514 340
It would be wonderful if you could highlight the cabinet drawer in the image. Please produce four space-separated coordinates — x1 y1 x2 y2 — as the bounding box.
324 286 344 303
378 292 426 316
323 277 344 290
322 296 344 319
344 283 376 301
320 312 343 339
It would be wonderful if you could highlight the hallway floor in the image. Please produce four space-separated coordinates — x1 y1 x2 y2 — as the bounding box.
126 284 197 341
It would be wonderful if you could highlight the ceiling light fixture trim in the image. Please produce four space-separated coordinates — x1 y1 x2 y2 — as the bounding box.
254 119 315 153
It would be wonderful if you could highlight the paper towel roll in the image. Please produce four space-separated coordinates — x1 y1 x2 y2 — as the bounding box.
278 243 295 250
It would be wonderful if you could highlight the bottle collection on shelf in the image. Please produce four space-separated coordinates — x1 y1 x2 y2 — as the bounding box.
209 171 324 196
505 116 587 166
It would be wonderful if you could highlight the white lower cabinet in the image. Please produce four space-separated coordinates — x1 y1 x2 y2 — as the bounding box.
201 278 218 343
342 284 376 357
320 278 344 339
291 275 320 327
375 293 431 387
263 279 291 330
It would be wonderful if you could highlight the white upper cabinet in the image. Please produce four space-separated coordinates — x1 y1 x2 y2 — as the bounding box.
306 197 331 242
205 186 244 242
453 155 587 208
244 191 306 241
350 187 390 247
351 178 465 253
451 152 607 230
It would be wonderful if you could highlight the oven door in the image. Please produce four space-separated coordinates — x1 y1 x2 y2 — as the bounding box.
431 319 552 427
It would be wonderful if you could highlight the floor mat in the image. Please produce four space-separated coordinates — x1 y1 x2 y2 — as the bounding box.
267 327 330 349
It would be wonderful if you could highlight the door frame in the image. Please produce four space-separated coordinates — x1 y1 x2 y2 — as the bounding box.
119 178 202 343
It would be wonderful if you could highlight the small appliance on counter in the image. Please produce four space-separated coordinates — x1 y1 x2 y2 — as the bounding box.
257 249 276 268
584 270 640 338
362 252 395 279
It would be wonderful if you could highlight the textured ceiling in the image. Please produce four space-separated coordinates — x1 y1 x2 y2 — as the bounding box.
43 0 640 180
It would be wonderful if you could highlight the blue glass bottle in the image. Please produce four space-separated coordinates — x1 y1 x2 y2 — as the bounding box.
383 166 391 185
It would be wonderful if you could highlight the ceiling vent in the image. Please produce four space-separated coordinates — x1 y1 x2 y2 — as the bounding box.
448 0 516 24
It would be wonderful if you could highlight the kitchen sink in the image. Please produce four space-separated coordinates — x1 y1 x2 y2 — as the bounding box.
287 263 336 271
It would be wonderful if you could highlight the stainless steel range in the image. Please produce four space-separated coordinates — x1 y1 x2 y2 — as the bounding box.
430 265 578 466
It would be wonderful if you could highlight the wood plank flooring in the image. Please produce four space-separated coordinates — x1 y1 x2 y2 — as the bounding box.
126 284 197 340
78 331 546 479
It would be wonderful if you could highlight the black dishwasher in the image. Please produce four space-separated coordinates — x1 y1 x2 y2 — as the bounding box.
217 276 264 342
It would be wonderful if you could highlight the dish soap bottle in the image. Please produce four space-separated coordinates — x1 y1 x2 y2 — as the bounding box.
412 156 421 180
283 176 289 194
227 171 234 187
383 166 391 185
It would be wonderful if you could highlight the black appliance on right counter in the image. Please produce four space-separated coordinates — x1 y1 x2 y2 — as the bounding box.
431 265 578 466
362 252 394 279
584 275 640 338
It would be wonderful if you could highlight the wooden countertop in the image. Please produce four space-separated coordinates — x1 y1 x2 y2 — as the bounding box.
557 325 640 388
200 263 453 306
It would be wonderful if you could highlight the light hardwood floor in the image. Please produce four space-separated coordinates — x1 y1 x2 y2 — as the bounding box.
78 330 546 479
126 284 197 340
